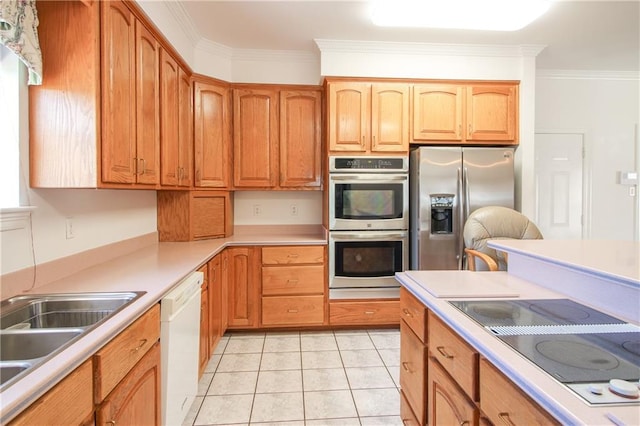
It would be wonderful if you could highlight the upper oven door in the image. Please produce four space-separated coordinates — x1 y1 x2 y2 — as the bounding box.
329 173 408 230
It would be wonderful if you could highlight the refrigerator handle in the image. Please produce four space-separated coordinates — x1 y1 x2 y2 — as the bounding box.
457 167 464 270
464 167 470 220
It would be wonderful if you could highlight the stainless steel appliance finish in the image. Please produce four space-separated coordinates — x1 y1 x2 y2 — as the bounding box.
450 299 640 406
329 156 409 231
328 230 407 299
410 146 515 270
328 156 409 299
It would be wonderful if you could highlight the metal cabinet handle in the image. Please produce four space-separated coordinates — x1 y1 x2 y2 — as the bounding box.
287 309 299 313
498 412 516 426
106 421 116 425
401 361 412 373
468 123 472 135
286 279 299 285
132 339 148 353
287 254 299 258
402 308 413 318
436 346 454 359
364 311 375 315
139 158 146 175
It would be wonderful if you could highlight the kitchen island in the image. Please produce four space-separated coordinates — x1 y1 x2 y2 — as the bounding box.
396 239 640 426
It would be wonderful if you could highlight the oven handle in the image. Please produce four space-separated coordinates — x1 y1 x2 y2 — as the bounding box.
331 233 407 240
329 175 407 181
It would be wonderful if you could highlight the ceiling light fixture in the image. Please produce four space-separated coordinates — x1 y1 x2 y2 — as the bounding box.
370 0 552 31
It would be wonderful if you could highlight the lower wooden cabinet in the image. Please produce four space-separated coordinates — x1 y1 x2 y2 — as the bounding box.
399 320 427 425
227 246 261 328
480 358 560 425
8 360 94 426
262 295 324 326
428 356 478 426
329 299 399 326
400 389 421 426
96 342 161 426
199 263 210 378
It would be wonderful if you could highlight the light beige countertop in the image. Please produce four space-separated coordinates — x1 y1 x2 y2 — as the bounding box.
0 225 326 424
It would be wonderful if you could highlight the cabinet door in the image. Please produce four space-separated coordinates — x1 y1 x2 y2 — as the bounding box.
178 68 193 186
194 81 231 188
227 247 260 328
328 82 370 152
428 357 478 426
220 250 229 334
199 282 209 378
101 0 136 184
96 342 161 426
279 90 322 188
233 89 279 188
209 254 223 353
412 84 463 141
135 20 160 185
159 48 180 186
466 84 518 142
371 83 410 153
400 320 427 425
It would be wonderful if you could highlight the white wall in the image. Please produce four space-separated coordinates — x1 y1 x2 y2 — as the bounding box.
234 191 323 225
535 72 639 240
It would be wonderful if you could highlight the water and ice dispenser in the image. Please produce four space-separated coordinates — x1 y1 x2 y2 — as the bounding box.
430 194 453 234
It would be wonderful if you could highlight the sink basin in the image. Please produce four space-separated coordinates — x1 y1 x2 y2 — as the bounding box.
1 292 143 330
0 330 83 361
0 291 145 390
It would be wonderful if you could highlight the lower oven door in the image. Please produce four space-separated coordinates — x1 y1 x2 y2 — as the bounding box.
329 230 408 299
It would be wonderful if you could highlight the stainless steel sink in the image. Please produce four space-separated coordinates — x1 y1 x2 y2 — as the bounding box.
0 291 145 389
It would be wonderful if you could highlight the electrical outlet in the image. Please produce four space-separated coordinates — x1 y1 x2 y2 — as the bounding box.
290 204 299 216
253 204 262 216
65 217 75 239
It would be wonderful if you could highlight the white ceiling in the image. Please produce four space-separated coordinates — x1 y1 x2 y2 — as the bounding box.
179 0 640 71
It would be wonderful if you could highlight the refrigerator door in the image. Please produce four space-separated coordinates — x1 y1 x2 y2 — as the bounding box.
462 147 515 219
410 147 462 270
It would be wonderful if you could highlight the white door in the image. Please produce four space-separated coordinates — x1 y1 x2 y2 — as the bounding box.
534 133 584 239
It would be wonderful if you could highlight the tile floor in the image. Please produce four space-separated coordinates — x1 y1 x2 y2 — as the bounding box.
183 328 403 426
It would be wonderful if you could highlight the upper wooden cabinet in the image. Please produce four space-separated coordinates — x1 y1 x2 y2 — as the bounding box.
160 49 193 187
413 82 518 144
233 87 322 190
194 78 232 189
327 80 410 154
30 0 164 188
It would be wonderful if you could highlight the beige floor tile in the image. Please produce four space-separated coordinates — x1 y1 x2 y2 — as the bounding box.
216 353 262 372
377 348 400 366
204 354 222 373
345 366 395 389
352 388 400 417
224 337 265 354
207 371 258 395
194 394 253 425
301 350 343 369
251 392 304 423
301 335 338 351
302 368 349 391
305 418 361 426
369 333 400 349
304 390 358 420
340 349 384 367
388 365 401 388
197 373 213 396
227 331 266 339
256 370 303 393
251 422 304 426
263 336 301 352
182 396 203 426
360 415 404 425
336 334 375 350
212 338 228 355
334 329 369 336
260 351 301 370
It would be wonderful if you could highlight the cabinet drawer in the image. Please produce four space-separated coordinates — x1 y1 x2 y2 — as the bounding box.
400 287 427 343
400 390 421 426
428 312 478 401
262 246 324 265
94 304 160 402
9 360 93 426
262 295 324 326
400 321 427 425
329 300 399 325
480 358 559 425
262 265 324 295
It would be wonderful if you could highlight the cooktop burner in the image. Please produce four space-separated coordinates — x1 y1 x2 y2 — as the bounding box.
449 299 640 405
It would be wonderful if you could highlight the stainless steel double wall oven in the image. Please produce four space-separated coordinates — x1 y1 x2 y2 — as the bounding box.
328 156 409 299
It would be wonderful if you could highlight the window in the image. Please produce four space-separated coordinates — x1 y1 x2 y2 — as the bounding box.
0 44 25 208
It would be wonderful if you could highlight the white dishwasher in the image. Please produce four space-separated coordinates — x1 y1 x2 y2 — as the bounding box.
161 271 203 426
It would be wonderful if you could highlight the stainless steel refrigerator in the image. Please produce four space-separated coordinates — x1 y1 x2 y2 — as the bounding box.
409 146 515 270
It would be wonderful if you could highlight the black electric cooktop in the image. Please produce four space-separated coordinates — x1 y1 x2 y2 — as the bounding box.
449 299 640 405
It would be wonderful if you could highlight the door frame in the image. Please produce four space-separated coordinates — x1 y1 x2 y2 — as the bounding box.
534 129 589 239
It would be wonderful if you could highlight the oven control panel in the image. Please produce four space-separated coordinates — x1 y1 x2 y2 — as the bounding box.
329 156 408 172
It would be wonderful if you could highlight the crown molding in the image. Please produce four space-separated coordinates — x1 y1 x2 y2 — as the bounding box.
537 69 640 81
196 38 317 63
162 1 201 45
195 38 233 60
314 39 546 58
